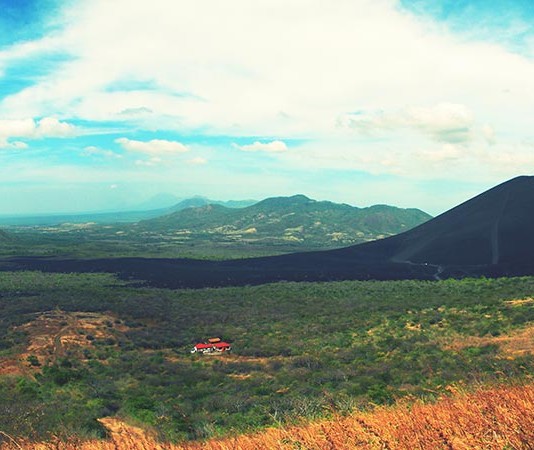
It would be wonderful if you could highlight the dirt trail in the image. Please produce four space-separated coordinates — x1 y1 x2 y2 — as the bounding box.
51 316 76 363
97 418 158 450
433 264 444 281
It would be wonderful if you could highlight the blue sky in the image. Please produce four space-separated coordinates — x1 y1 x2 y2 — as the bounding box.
0 0 533 215
0 0 62 46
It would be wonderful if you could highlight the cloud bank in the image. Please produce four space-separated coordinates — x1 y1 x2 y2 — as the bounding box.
115 138 189 155
233 140 288 153
0 117 77 148
339 103 475 143
0 0 533 214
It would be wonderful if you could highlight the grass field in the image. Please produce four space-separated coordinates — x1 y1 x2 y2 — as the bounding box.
0 271 533 444
1 383 532 449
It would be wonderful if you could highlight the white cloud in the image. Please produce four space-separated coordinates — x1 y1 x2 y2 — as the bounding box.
481 124 496 145
35 117 77 137
187 157 208 165
118 106 153 116
0 118 36 140
279 131 534 185
0 0 532 192
233 140 288 153
83 146 122 158
0 139 28 150
0 36 65 77
405 104 474 143
0 117 77 148
11 140 28 149
135 157 163 167
340 103 475 143
417 143 464 162
115 138 189 155
1 0 532 141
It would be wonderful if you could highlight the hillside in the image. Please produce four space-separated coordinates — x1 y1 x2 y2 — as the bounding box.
0 197 256 227
225 176 534 284
0 272 533 446
135 194 432 248
269 175 534 282
311 175 534 273
0 195 429 260
167 196 257 212
374 175 534 266
4 384 528 450
6 177 534 287
0 229 12 241
9 176 534 288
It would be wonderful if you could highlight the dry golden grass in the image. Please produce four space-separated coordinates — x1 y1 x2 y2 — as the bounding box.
444 324 534 357
2 383 533 450
504 297 534 307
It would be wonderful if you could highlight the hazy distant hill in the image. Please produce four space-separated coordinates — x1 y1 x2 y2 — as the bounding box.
135 194 432 247
168 197 257 212
12 177 534 287
0 197 257 227
135 194 257 212
133 193 182 210
0 230 10 241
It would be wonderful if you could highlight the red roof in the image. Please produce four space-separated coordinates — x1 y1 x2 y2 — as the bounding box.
194 341 231 350
194 343 213 349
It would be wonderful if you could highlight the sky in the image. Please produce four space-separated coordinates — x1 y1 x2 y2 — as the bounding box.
0 0 533 215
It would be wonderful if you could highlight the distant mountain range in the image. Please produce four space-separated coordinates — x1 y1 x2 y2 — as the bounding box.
166 196 258 212
0 196 258 226
134 194 258 212
133 194 432 247
251 175 534 283
9 176 534 287
132 193 182 210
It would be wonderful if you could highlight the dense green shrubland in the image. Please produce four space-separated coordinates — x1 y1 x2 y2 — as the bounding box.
0 272 533 441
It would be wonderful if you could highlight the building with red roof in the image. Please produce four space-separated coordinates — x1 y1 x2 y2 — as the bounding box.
191 339 231 354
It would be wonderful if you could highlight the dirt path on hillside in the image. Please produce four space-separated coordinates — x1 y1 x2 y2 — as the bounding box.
98 418 160 450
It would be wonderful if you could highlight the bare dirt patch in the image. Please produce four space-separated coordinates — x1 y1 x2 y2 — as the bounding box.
505 297 534 307
220 354 284 365
0 360 23 376
97 417 157 450
0 310 128 376
228 373 252 380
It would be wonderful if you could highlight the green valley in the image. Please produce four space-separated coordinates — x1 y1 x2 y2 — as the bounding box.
0 271 532 442
0 195 431 259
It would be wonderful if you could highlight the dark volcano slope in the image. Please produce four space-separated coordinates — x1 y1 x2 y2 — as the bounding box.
366 175 534 266
2 252 436 288
4 176 534 287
